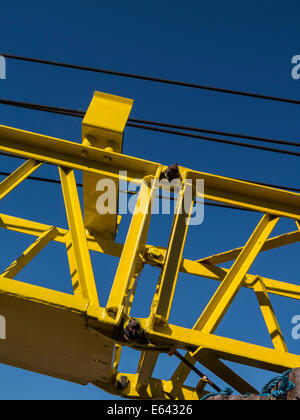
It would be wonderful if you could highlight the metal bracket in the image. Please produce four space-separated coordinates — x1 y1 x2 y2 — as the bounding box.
82 91 133 240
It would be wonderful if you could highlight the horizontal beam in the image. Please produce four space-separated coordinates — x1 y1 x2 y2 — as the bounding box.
1 213 300 301
93 373 203 400
1 124 300 216
1 227 57 279
197 229 300 265
182 259 300 300
0 275 89 313
0 124 159 183
0 213 123 257
188 170 300 219
59 167 99 307
145 323 300 373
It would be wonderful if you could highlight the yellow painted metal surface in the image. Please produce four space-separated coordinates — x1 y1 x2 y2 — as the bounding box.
59 167 99 306
0 90 299 400
254 279 288 352
0 159 42 200
150 175 195 324
0 277 114 385
82 92 133 240
106 170 161 321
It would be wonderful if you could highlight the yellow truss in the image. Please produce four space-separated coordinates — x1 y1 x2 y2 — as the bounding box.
0 91 299 400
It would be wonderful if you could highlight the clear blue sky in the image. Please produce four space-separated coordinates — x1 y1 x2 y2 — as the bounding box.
0 0 299 400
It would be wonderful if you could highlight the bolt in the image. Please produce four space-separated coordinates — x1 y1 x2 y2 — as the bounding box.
117 376 129 390
123 319 141 340
81 150 88 159
103 155 112 161
160 163 180 182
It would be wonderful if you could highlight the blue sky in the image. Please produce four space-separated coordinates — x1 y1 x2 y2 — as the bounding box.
0 0 299 400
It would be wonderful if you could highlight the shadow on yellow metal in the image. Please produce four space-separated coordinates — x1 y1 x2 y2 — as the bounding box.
0 91 299 400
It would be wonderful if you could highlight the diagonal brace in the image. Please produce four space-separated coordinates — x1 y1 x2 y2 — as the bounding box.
193 214 280 335
168 214 279 392
151 177 195 323
59 167 99 307
254 277 288 352
0 159 42 201
1 226 57 279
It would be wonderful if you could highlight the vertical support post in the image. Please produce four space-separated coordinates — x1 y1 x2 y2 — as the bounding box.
112 344 122 377
106 167 162 320
151 176 195 324
59 167 99 307
137 351 160 395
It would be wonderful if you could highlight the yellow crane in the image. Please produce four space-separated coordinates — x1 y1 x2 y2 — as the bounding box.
0 91 299 399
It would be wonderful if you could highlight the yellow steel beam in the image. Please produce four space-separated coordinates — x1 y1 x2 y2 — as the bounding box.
196 229 300 265
82 92 133 240
0 269 295 400
196 351 258 394
0 275 115 385
1 227 58 279
0 213 68 242
106 170 161 321
59 167 99 307
193 378 209 400
93 373 202 400
1 213 300 301
0 274 89 312
144 322 300 373
136 351 160 395
1 123 300 217
183 259 300 300
197 231 300 265
0 124 159 183
150 176 195 324
112 344 122 378
65 231 84 298
142 244 300 301
193 214 279 335
1 92 299 400
0 159 42 200
189 170 300 219
123 259 145 317
0 213 124 258
167 214 279 391
113 258 146 383
170 351 257 396
254 278 288 352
